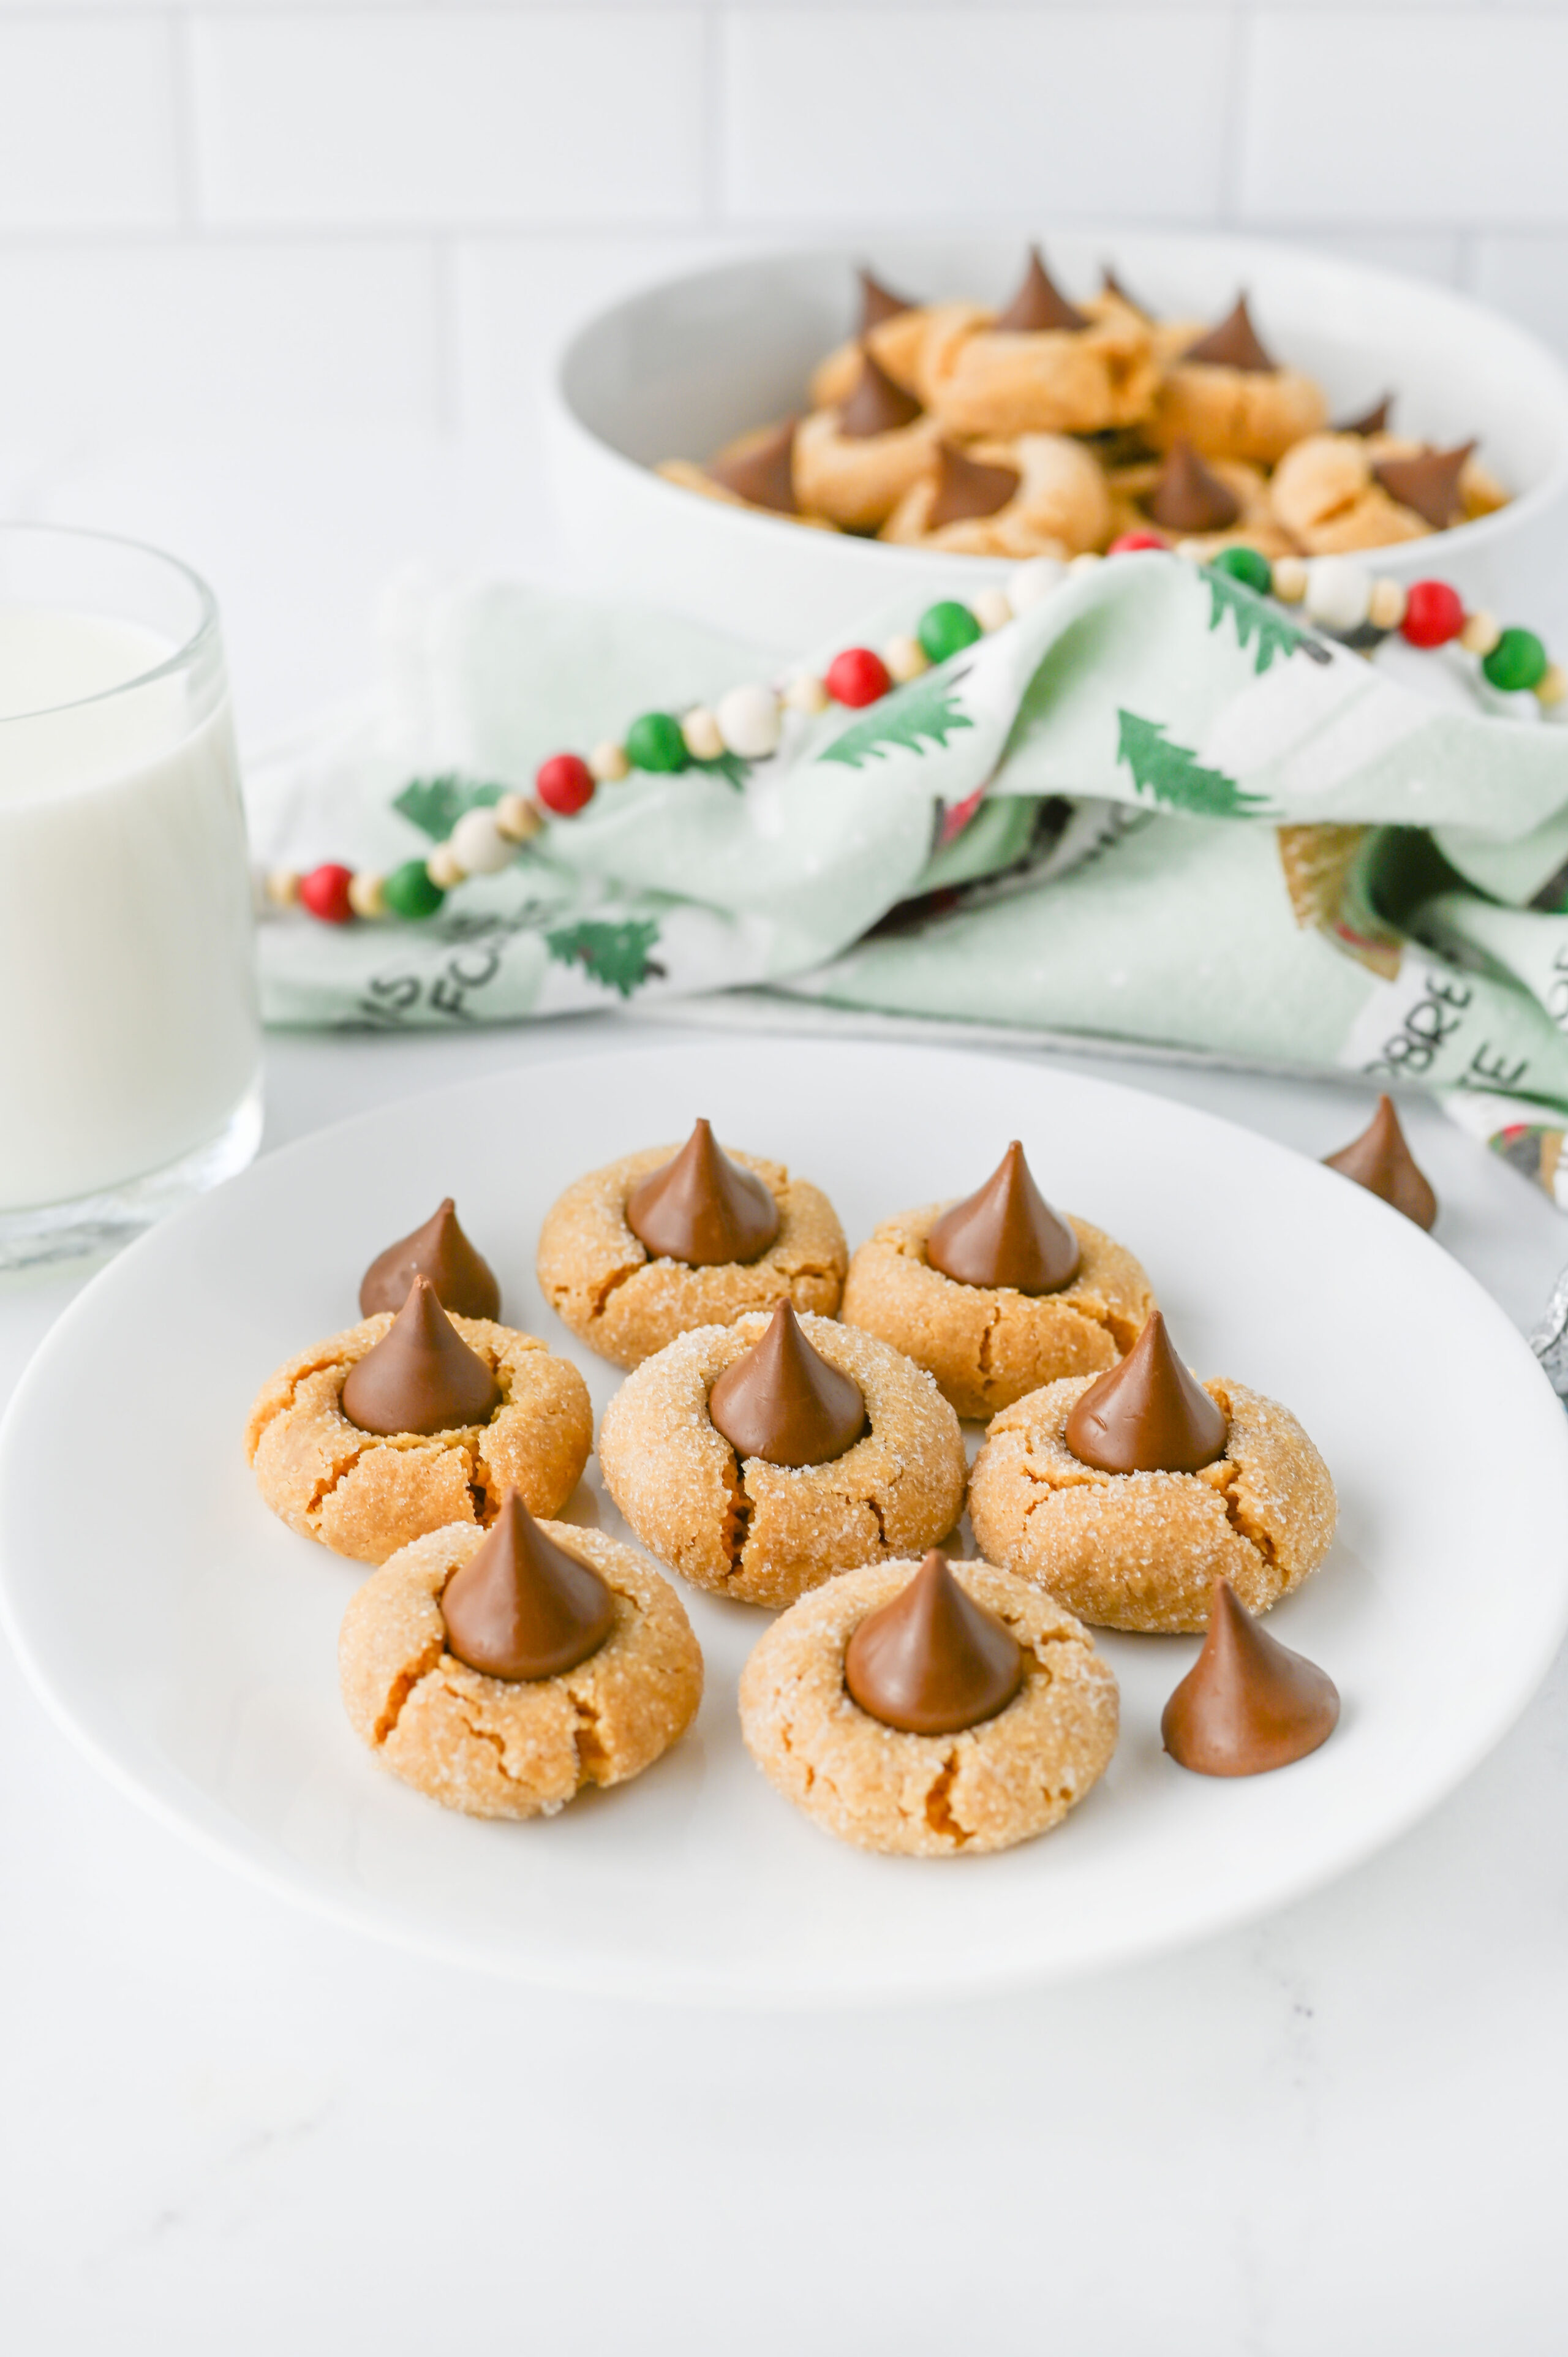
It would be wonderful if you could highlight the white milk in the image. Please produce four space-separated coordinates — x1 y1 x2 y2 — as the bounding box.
0 608 259 1210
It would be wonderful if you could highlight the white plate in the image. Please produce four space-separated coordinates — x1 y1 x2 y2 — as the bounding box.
4 1039 1566 2004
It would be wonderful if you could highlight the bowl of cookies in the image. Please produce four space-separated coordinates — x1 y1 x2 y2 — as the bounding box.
546 231 1568 649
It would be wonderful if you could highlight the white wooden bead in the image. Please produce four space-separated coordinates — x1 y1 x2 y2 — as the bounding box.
1461 609 1501 657
784 672 829 715
449 807 514 875
427 845 467 891
714 682 783 760
883 633 929 684
347 870 386 920
588 739 630 783
972 587 1013 632
265 866 301 909
496 791 543 842
1007 556 1067 611
1271 556 1308 605
1068 551 1103 576
680 706 725 761
1368 577 1407 633
1303 557 1372 635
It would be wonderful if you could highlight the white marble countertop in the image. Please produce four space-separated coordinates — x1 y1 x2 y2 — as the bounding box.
4 436 1567 2352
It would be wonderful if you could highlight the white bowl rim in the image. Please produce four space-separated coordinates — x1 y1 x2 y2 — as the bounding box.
550 228 1568 576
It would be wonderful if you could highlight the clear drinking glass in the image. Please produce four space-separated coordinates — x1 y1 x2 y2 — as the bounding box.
0 525 262 1269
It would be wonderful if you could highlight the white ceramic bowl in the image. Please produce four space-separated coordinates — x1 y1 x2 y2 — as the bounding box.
546 232 1568 651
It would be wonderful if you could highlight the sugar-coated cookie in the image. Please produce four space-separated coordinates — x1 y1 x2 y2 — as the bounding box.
339 1514 702 1819
598 1308 967 1610
881 432 1110 557
739 1552 1118 1855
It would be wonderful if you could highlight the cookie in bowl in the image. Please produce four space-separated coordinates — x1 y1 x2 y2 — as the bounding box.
339 1492 703 1819
881 433 1110 557
598 1303 967 1610
537 1118 848 1369
246 1278 593 1564
918 247 1158 439
840 1141 1153 1420
793 350 943 532
738 1548 1118 1855
1148 294 1327 467
967 1310 1336 1633
808 266 936 410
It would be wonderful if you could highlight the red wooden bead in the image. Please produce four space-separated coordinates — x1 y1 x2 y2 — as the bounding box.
826 647 891 707
535 752 596 815
1109 529 1167 554
1400 579 1466 648
299 862 356 924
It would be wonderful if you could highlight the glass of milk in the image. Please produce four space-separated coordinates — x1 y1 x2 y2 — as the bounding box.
0 525 262 1269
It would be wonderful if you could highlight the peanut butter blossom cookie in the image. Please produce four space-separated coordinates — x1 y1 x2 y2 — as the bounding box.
840 1140 1155 1420
1161 1577 1339 1778
738 1549 1118 1855
246 1277 592 1564
339 1492 703 1819
967 1310 1336 1634
598 1303 967 1609
536 1118 848 1370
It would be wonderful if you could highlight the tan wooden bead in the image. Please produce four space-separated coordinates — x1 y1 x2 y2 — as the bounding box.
588 740 630 783
1461 609 1501 657
681 707 725 761
1536 662 1567 709
883 633 929 684
265 867 301 908
1368 577 1407 632
1068 551 1102 576
784 673 829 715
427 845 467 891
496 792 543 841
973 587 1013 632
347 871 386 920
1272 556 1308 604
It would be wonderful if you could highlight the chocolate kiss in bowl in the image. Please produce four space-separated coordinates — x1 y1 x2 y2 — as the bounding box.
341 1277 502 1438
625 1118 780 1267
927 442 1020 530
1322 1095 1437 1230
838 349 922 440
925 1140 1079 1294
441 1492 615 1683
358 1196 500 1321
1064 1310 1227 1476
1371 443 1474 531
708 1303 865 1468
1183 293 1275 374
1162 1578 1340 1776
706 419 800 516
845 1550 1023 1737
1146 438 1240 534
859 266 913 333
991 246 1088 336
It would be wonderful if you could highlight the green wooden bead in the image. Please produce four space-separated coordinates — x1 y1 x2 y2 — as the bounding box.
1482 627 1548 693
383 859 445 919
917 600 983 664
625 711 689 772
1210 545 1272 594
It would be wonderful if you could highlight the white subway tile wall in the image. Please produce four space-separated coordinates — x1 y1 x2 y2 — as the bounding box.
0 1 1564 441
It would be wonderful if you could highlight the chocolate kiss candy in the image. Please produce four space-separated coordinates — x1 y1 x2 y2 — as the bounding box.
839 349 923 440
1162 1578 1339 1775
441 1492 616 1683
1101 265 1150 319
341 1276 502 1438
1371 442 1474 530
1184 294 1275 374
708 1303 866 1468
625 1118 780 1267
1065 1310 1227 1475
708 419 799 515
926 1140 1080 1295
358 1197 501 1321
1336 393 1393 438
859 266 913 333
1145 437 1241 534
991 246 1088 336
845 1550 1023 1737
926 442 1020 529
1322 1093 1437 1229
